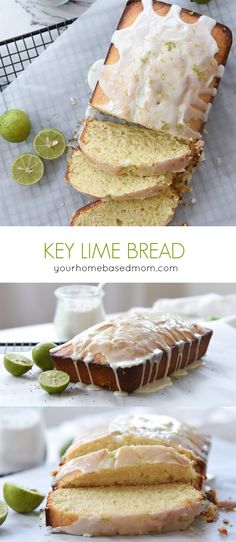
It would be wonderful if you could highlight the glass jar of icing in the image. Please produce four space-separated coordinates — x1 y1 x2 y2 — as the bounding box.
54 285 106 341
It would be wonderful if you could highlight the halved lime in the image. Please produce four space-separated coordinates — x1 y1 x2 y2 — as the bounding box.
39 370 70 394
33 129 66 160
0 109 31 143
4 353 33 377
0 501 8 526
11 153 44 185
32 342 56 371
3 483 45 514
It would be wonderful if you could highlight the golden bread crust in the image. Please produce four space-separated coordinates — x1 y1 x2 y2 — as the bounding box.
50 327 212 392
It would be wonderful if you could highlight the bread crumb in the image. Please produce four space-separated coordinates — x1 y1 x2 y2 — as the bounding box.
218 500 236 511
215 157 223 167
218 527 228 536
206 488 218 505
70 97 77 106
223 520 229 525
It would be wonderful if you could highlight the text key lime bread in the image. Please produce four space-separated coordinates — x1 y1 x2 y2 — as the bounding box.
67 0 232 226
49 311 213 393
46 414 216 536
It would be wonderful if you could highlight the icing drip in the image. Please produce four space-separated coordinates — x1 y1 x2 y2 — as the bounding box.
98 1 224 139
70 311 205 391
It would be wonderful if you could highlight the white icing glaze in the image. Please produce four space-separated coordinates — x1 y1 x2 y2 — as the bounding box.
52 444 192 486
70 311 204 391
135 375 172 393
88 59 104 92
52 499 207 535
98 0 224 139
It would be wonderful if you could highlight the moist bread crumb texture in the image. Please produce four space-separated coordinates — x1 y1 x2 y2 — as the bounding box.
46 415 217 535
66 0 231 225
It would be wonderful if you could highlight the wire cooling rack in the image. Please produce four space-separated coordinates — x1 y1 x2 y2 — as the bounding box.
0 342 62 354
0 19 75 92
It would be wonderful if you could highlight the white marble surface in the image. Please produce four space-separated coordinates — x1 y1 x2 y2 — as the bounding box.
0 0 94 41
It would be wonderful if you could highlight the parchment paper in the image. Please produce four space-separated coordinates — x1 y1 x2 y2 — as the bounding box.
0 0 235 225
0 435 235 541
0 318 235 407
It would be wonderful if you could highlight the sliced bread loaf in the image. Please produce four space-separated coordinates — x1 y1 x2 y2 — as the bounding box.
79 120 202 176
70 189 179 226
61 415 209 478
52 445 202 490
46 484 208 535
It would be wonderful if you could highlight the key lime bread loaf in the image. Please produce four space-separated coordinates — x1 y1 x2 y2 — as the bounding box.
60 414 209 479
79 120 203 176
66 147 192 201
52 444 204 490
70 190 179 226
46 414 216 536
66 0 231 226
46 484 208 535
50 311 213 393
91 1 232 139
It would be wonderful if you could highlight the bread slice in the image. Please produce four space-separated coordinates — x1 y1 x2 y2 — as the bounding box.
91 1 232 138
46 484 208 536
79 120 203 176
50 312 213 392
52 444 203 490
70 189 179 226
66 147 193 200
46 484 208 535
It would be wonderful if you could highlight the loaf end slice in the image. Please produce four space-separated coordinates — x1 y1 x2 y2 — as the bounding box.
46 484 208 535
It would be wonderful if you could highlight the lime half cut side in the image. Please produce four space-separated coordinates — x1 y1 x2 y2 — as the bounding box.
3 483 45 514
39 370 70 394
0 501 8 526
11 153 44 185
34 129 66 160
4 353 33 377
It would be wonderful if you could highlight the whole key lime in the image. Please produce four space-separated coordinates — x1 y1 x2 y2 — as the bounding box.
0 109 31 143
3 483 45 514
32 342 56 371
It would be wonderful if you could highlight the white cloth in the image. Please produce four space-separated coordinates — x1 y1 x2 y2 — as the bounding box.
153 293 236 320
